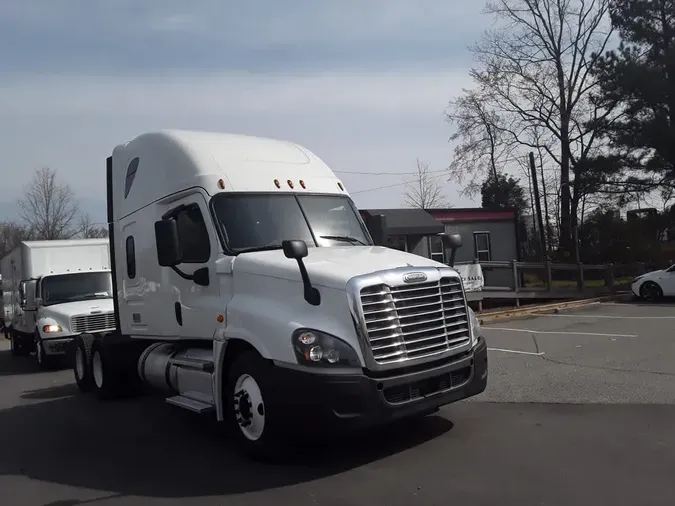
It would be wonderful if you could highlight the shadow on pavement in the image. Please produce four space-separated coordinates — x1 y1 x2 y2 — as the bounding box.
0 385 453 498
0 350 69 377
613 297 675 308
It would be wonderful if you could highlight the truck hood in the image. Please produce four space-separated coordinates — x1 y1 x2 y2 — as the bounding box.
232 246 449 290
40 298 114 318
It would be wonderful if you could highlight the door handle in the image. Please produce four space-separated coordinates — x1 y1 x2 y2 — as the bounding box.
174 302 183 326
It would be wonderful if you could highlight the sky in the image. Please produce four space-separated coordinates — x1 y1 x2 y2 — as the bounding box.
0 0 488 224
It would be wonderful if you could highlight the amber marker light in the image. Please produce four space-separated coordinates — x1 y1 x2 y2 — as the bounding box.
216 314 224 323
337 182 344 191
287 179 294 189
274 179 281 188
217 179 226 189
299 180 306 189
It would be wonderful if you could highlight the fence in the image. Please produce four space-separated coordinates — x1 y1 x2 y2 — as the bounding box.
455 260 646 309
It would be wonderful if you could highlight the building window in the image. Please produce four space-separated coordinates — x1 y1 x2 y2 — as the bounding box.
126 236 136 279
387 235 408 252
175 204 211 263
473 232 491 261
428 235 445 264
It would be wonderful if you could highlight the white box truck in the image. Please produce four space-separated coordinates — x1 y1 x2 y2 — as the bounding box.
1 239 114 368
70 130 488 459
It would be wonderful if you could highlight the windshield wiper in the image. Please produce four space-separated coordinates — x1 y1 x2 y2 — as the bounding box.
236 244 284 254
64 293 110 301
319 235 367 246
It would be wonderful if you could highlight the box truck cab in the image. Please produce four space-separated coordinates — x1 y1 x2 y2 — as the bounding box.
0 240 115 368
71 130 488 459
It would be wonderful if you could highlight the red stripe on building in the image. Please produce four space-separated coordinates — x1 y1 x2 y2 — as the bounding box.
428 209 515 222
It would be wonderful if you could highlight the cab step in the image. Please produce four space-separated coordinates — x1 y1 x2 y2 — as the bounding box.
166 395 215 414
168 356 214 372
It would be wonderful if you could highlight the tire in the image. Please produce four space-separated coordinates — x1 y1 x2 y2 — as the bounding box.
34 333 53 371
73 334 95 392
91 338 142 400
640 281 663 302
10 330 30 357
225 350 284 461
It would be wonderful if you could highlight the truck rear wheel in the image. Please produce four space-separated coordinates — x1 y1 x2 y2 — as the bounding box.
226 350 283 461
10 330 30 357
91 338 142 400
73 334 95 392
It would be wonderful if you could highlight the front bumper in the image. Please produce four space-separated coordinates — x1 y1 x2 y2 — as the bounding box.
270 335 488 431
41 336 76 355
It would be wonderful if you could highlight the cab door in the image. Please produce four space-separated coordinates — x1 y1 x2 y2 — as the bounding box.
160 193 223 339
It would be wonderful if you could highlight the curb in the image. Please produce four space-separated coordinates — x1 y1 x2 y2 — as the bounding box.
477 292 633 324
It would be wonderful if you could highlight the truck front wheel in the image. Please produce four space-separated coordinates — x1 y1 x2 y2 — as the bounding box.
226 350 283 460
34 332 53 370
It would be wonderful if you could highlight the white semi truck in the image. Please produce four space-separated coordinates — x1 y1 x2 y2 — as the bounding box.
71 129 488 458
1 239 115 368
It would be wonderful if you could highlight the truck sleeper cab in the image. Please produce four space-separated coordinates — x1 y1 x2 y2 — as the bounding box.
71 130 488 459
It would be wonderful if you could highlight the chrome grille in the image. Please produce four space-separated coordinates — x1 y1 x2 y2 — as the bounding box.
359 276 470 364
71 312 116 333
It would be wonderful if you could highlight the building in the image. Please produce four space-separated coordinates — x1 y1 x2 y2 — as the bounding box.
361 207 520 288
359 208 444 258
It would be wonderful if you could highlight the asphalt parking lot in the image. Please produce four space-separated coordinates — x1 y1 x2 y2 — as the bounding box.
1 300 674 506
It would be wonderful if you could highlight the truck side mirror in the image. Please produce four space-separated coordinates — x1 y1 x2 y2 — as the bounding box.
154 220 183 267
282 240 320 306
282 239 308 260
440 233 463 267
369 214 388 246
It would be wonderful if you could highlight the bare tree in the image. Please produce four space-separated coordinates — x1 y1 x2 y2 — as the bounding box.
449 0 615 254
447 89 515 195
0 221 33 259
77 213 108 239
404 159 448 209
18 167 79 240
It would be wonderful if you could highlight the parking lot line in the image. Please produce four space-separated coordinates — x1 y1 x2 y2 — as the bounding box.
539 314 675 319
487 347 545 356
485 327 638 338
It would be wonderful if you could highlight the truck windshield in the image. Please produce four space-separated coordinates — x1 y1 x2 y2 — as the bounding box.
41 272 113 306
211 194 372 253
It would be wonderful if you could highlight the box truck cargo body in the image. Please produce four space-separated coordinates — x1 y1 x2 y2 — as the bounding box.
1 239 114 367
69 130 488 459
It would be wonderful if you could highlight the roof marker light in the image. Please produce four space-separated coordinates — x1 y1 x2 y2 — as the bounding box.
217 179 226 189
337 182 344 191
299 180 306 189
287 179 294 189
274 179 281 188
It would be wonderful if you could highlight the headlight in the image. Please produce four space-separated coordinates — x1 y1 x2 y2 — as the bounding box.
632 276 643 284
292 329 361 368
43 324 62 333
467 307 480 345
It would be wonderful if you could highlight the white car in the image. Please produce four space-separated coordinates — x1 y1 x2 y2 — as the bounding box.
631 264 675 301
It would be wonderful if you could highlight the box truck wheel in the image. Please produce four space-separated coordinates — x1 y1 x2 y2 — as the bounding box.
226 350 283 460
73 334 95 392
34 333 53 370
10 330 30 357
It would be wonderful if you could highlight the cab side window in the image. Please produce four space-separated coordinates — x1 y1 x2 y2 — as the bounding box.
175 204 211 263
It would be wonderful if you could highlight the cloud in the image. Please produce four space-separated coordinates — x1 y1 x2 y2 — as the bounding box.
0 0 483 72
0 1 488 222
0 70 476 218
